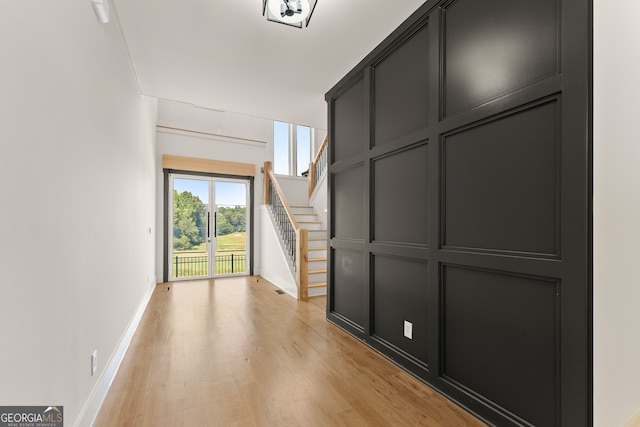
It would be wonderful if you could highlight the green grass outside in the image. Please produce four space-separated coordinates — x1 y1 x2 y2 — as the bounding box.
173 232 246 277
184 231 246 254
216 232 247 252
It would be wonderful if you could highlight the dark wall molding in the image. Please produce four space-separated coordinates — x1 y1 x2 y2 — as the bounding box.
325 0 592 425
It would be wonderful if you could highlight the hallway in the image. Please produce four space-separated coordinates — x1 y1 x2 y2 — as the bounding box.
94 277 485 426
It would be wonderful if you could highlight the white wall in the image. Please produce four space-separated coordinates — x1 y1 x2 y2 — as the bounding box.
0 2 157 426
155 100 331 298
259 206 298 297
309 170 328 227
157 99 271 143
312 128 328 159
274 175 309 207
593 0 640 425
155 99 272 281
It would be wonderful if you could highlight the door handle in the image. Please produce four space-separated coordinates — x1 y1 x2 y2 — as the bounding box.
207 212 210 238
214 212 217 237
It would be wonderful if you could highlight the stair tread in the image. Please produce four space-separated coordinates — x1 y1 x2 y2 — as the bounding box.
298 220 322 223
308 281 327 288
309 257 327 262
309 246 327 250
309 268 327 274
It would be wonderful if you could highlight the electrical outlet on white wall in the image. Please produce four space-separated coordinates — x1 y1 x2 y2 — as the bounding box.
403 320 413 339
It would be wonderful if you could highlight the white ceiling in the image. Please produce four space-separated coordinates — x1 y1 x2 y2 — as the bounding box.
113 0 426 130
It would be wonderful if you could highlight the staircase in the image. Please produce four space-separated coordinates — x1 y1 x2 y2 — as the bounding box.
290 206 327 298
263 160 328 301
262 136 328 301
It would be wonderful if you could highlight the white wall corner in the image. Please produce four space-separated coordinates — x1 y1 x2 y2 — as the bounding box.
109 0 143 95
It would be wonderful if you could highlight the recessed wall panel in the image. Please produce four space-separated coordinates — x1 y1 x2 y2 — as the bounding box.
333 165 364 240
373 143 428 245
334 78 365 162
443 0 559 115
326 0 591 423
332 248 364 327
443 101 559 255
373 255 429 364
374 25 429 146
442 265 558 426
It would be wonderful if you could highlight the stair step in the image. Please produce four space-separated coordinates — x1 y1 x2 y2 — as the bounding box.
309 281 326 288
308 230 327 237
309 257 327 262
308 259 327 270
299 223 324 231
308 286 327 297
309 268 327 275
308 240 327 249
290 206 315 214
309 248 327 257
294 214 319 222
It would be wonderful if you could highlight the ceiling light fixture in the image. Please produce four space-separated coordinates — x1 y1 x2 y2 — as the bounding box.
263 0 318 28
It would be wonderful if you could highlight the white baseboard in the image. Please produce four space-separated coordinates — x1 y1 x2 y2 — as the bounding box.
73 279 157 427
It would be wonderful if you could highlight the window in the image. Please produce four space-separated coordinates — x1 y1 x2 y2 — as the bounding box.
296 125 311 177
273 120 314 177
273 121 290 175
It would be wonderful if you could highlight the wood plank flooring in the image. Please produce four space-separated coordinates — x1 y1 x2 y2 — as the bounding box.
94 276 486 426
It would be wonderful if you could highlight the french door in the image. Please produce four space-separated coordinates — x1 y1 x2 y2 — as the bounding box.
169 173 250 280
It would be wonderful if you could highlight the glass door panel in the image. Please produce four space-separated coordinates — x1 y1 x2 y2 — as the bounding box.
214 181 248 276
171 177 211 279
169 174 250 280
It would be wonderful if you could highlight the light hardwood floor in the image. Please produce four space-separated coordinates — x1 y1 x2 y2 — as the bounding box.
94 276 486 426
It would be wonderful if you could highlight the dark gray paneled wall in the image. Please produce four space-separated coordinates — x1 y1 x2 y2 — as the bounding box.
325 0 591 425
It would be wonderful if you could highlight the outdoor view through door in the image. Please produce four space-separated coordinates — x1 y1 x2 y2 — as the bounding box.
170 175 249 279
